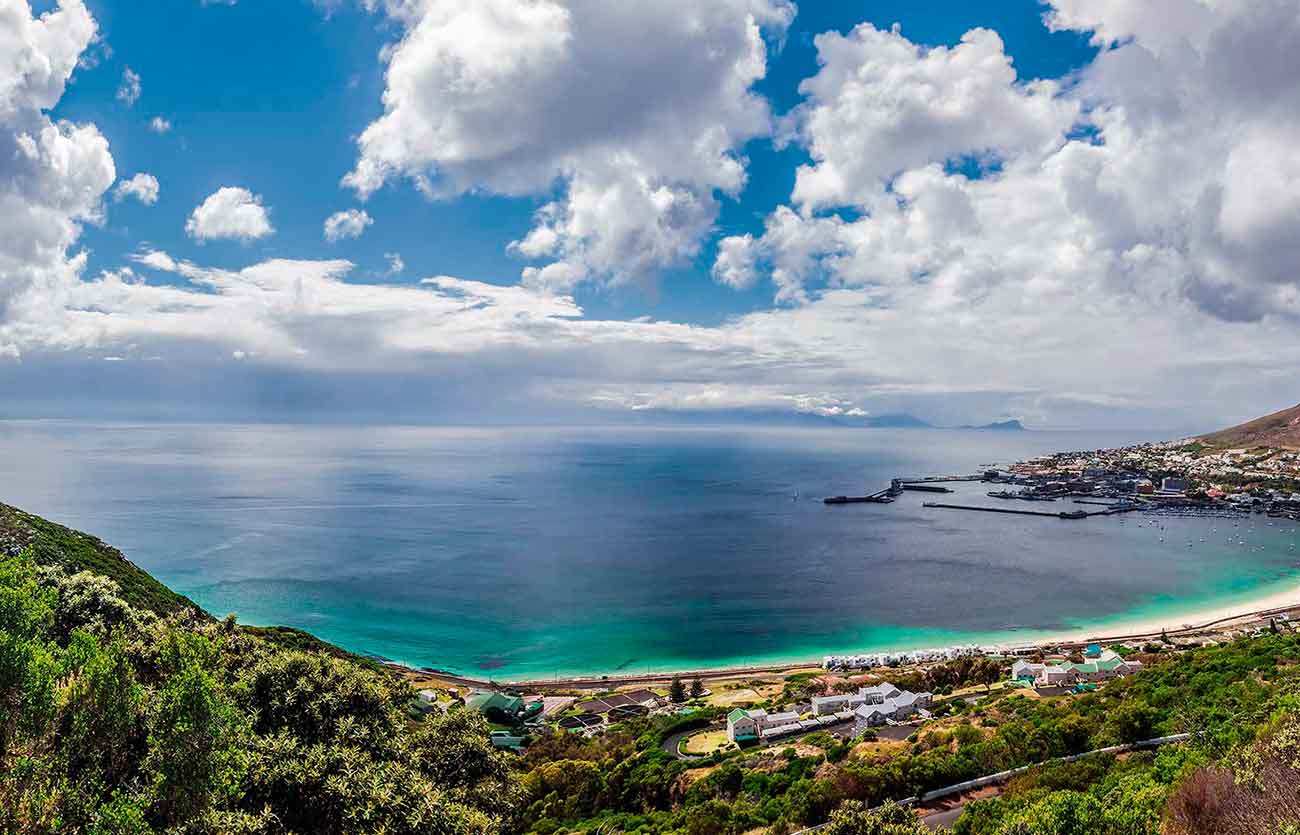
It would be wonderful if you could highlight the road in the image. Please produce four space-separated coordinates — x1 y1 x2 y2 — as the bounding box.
923 805 964 831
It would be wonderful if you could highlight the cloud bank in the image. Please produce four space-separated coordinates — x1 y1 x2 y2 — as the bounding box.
2 0 1300 431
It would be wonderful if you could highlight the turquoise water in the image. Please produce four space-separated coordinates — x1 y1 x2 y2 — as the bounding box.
3 421 1298 680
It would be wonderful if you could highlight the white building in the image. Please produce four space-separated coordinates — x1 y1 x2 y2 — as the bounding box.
810 682 932 725
1013 649 1142 687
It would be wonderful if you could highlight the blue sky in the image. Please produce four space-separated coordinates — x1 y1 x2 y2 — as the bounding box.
3 0 1300 429
61 0 1095 325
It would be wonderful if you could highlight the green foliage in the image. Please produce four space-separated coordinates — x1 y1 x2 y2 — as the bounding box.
821 801 928 835
0 548 521 835
0 503 194 616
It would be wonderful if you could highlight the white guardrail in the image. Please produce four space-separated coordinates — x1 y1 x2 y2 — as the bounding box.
790 734 1191 834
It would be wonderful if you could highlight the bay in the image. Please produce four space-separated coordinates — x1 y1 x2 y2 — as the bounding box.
2 421 1297 679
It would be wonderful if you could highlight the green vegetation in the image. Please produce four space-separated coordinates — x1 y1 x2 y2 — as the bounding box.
0 550 519 834
1 502 195 616
6 503 1300 834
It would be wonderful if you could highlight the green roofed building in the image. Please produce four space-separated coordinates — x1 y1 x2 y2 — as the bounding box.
465 690 526 722
727 708 759 743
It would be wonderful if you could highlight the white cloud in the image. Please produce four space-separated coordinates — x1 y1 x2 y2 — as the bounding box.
347 0 794 291
711 233 759 291
721 3 1300 329
148 116 171 133
384 252 404 275
0 0 114 354
115 66 140 105
131 249 178 272
785 25 1078 212
323 208 372 242
112 172 159 205
185 187 274 242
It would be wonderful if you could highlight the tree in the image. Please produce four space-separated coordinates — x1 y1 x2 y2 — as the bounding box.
142 630 250 829
822 801 928 835
997 791 1105 835
689 677 705 699
976 658 1002 692
669 676 687 703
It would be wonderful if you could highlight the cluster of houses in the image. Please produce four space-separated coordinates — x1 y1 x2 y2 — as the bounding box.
726 683 933 744
1011 645 1143 687
821 641 1051 672
823 644 983 671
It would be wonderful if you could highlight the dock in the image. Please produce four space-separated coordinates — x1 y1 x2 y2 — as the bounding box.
923 502 1141 520
901 484 954 494
897 475 983 484
824 494 894 505
824 486 895 505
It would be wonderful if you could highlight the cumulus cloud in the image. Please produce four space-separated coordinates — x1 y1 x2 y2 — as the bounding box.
185 187 274 242
323 208 372 242
719 2 1300 328
115 66 140 105
112 172 159 205
384 252 404 275
0 0 114 351
347 0 794 291
148 116 171 133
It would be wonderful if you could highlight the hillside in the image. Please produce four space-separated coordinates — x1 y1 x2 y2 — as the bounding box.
0 501 516 835
1199 402 1300 450
0 501 199 616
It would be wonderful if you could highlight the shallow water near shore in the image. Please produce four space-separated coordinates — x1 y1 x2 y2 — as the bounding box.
4 421 1299 679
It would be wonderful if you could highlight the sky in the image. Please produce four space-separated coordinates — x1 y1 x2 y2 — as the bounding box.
2 0 1299 431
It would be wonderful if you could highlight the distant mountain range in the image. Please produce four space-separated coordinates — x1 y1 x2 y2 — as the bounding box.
862 415 1026 431
630 409 1026 431
1199 402 1300 450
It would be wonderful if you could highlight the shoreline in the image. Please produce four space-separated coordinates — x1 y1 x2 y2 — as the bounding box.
401 575 1300 691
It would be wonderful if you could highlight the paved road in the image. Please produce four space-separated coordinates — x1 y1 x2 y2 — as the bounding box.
923 806 965 831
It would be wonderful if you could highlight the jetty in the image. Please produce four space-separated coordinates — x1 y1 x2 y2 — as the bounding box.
923 502 1141 520
824 494 893 505
897 474 983 484
901 483 954 494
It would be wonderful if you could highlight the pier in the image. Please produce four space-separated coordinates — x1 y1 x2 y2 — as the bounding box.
923 502 1141 520
897 475 983 484
901 483 954 494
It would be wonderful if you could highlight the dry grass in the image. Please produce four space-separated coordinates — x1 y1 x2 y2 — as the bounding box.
683 729 734 755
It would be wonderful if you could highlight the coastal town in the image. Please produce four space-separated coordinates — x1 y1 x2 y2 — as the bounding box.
1002 439 1300 516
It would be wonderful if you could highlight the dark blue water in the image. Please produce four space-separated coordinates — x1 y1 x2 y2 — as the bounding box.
3 421 1298 678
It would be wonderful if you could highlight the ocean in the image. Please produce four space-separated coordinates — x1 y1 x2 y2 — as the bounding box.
3 421 1297 679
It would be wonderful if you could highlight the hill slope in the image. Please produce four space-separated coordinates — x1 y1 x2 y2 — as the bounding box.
0 501 200 615
1199 402 1300 450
